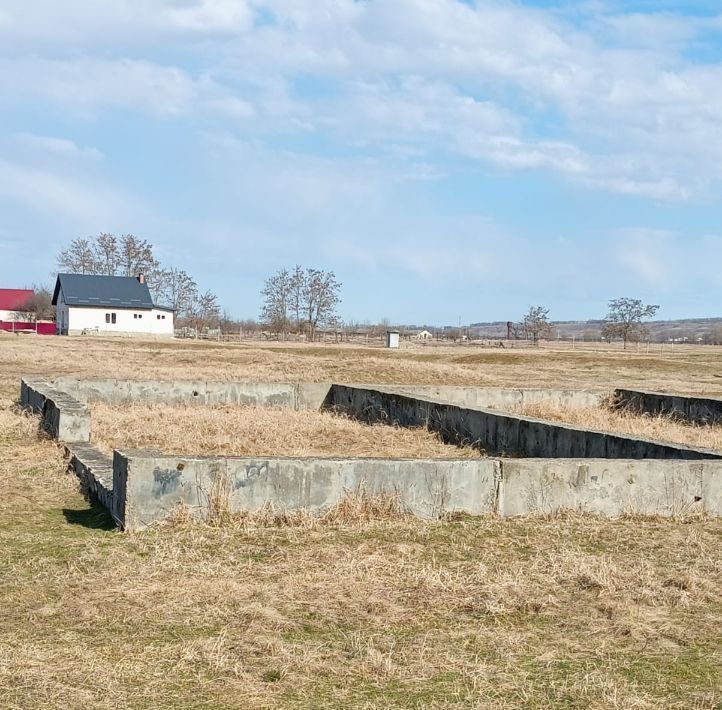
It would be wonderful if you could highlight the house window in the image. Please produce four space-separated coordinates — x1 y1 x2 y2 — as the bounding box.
134 314 137 319
106 313 117 324
157 314 166 320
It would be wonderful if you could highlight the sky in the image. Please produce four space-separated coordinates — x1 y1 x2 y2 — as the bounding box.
1 0 722 325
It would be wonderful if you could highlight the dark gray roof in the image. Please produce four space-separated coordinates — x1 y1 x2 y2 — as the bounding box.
52 273 156 309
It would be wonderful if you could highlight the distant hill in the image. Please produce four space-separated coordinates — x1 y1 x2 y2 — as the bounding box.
463 318 722 344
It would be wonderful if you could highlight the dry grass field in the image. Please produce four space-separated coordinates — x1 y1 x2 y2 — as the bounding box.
90 402 482 458
1 334 721 708
512 403 722 452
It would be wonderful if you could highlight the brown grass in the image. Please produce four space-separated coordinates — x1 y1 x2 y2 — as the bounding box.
3 333 722 394
89 402 482 458
1 336 722 707
513 402 722 451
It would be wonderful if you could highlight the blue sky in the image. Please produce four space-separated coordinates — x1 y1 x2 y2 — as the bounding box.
1 1 722 324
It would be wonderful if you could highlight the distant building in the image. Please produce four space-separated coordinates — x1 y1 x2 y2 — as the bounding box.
52 273 174 337
414 330 433 340
0 288 33 321
386 330 400 348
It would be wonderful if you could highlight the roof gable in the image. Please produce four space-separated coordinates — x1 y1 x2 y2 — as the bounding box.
0 289 34 311
53 273 155 309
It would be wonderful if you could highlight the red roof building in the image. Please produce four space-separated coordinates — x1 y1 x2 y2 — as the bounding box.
0 288 55 335
0 288 34 313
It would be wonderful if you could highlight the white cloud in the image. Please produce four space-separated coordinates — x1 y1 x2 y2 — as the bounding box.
2 0 722 200
14 133 102 160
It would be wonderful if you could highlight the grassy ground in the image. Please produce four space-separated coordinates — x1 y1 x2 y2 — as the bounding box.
512 403 722 452
1 335 721 708
90 402 482 458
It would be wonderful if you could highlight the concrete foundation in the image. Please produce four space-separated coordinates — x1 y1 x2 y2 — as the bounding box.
18 377 722 530
613 388 722 425
326 385 722 460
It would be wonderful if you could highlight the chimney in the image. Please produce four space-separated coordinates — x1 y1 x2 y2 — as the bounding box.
137 273 145 284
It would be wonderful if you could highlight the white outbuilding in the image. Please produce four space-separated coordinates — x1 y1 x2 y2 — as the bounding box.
52 273 174 337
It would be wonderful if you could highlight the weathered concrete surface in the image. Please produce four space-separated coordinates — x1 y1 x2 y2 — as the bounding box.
51 378 605 412
21 377 91 442
54 378 333 410
498 459 719 517
327 385 722 460
113 450 500 530
54 378 300 408
65 443 115 517
613 388 722 425
375 385 605 410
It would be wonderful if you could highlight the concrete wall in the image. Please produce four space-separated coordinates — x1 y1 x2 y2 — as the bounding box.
53 378 332 410
327 385 722 460
113 450 500 530
499 459 721 518
108 451 721 529
21 377 91 442
50 378 604 412
18 377 721 529
374 385 604 410
613 388 722 425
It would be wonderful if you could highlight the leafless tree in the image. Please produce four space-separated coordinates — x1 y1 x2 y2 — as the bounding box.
190 290 221 332
260 268 293 338
301 268 341 341
260 267 342 340
519 305 552 345
602 297 659 349
93 233 120 275
18 284 55 321
157 267 197 319
57 238 97 274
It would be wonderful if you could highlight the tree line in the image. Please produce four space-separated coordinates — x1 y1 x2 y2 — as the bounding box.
57 234 221 330
517 297 660 348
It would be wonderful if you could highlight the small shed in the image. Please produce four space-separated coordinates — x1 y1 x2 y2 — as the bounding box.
386 330 400 349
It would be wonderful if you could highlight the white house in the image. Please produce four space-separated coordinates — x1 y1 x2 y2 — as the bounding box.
414 330 434 340
52 273 174 337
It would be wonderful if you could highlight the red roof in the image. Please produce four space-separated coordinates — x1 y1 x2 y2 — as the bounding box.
0 289 34 311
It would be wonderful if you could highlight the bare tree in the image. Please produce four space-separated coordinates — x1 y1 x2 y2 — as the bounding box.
57 238 97 274
157 267 197 318
301 268 341 341
190 290 221 332
93 233 120 275
18 284 55 322
519 305 552 345
602 297 659 349
260 268 293 338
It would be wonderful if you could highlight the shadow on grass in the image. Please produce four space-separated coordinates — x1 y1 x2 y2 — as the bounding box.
63 502 117 530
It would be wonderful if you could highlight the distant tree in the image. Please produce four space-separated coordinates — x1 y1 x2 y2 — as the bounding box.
519 305 552 345
190 290 221 332
158 267 197 319
18 284 55 321
93 233 120 275
302 268 341 341
57 238 96 274
260 268 293 337
260 267 342 340
602 297 659 349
